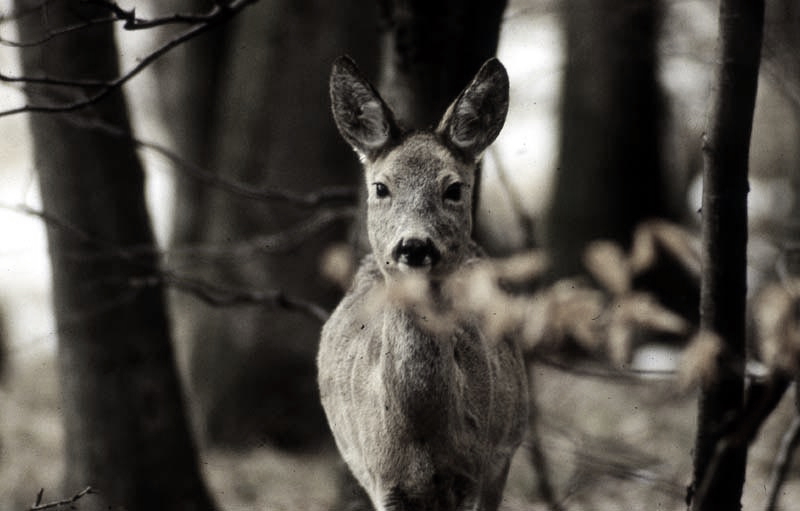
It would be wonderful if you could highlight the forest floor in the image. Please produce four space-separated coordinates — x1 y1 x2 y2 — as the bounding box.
2 352 799 510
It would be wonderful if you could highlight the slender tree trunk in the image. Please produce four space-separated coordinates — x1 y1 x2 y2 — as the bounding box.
547 0 666 278
147 0 236 427
689 0 765 509
14 2 215 510
152 0 234 247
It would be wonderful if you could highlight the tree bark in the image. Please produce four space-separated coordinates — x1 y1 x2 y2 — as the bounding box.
689 0 765 509
377 0 508 128
152 0 235 247
373 0 508 250
14 1 216 510
182 0 379 449
547 0 666 278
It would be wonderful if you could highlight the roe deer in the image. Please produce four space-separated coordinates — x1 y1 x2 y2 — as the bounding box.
318 56 528 511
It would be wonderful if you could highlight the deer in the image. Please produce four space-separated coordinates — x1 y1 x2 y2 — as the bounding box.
317 55 529 511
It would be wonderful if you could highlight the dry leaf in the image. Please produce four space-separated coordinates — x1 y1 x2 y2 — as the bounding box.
583 240 631 295
678 331 723 389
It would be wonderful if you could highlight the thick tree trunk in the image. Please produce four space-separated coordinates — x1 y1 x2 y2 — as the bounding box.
689 0 765 509
183 0 379 449
14 1 215 510
374 0 508 250
377 0 508 128
547 0 666 278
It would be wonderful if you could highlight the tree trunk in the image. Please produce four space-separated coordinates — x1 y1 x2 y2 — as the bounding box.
374 0 508 250
14 2 216 510
377 0 508 128
182 0 379 449
689 0 765 509
152 0 234 247
547 0 666 278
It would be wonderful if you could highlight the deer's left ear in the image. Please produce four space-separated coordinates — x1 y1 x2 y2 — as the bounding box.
436 58 509 160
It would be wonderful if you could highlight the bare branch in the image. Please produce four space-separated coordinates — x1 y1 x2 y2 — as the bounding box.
0 70 108 88
87 0 234 30
0 16 116 48
135 133 358 207
0 0 232 48
155 272 330 322
165 207 356 262
30 486 94 510
53 113 358 208
2 200 355 262
692 375 789 509
0 0 260 117
765 413 800 511
2 202 332 321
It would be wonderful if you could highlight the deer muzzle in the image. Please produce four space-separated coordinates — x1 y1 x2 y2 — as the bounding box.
392 237 442 270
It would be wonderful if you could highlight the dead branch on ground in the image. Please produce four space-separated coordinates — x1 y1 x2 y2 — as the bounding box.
30 486 94 510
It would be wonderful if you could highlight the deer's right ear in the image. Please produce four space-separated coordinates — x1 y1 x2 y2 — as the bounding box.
330 56 399 161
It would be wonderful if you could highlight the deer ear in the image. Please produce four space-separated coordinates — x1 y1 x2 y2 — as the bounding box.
437 58 509 159
330 56 399 161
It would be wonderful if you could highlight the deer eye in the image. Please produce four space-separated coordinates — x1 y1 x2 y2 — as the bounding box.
374 182 390 198
443 182 463 202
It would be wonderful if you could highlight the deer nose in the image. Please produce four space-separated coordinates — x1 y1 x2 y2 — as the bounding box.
393 238 441 268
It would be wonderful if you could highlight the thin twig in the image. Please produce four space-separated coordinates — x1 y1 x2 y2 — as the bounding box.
1 201 355 261
692 375 789 509
765 413 800 511
53 114 359 208
30 486 94 510
0 0 232 48
164 207 356 262
87 0 233 30
0 71 108 88
0 0 260 117
0 16 116 48
158 271 330 322
1 202 332 322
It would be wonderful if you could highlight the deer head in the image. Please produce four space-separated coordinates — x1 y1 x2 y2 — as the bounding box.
330 56 509 279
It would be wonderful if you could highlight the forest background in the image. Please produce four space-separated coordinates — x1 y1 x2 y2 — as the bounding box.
0 0 799 510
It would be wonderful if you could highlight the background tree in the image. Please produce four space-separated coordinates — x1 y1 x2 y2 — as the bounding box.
152 0 234 248
376 0 508 244
377 0 507 128
3 0 800 508
546 0 667 278
13 0 216 509
155 0 380 448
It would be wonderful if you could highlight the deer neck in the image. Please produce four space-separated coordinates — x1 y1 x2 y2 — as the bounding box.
379 304 454 436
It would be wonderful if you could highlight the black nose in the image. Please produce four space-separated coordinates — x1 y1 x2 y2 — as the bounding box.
393 238 441 268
